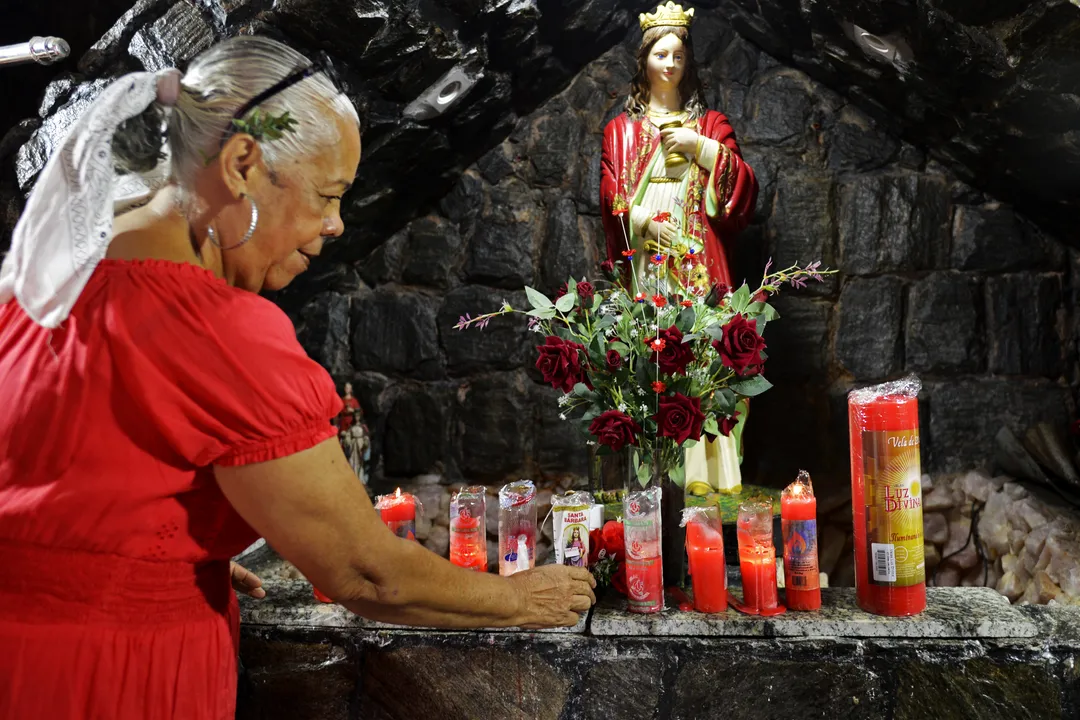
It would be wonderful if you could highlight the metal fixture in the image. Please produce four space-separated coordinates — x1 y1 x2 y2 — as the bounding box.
0 36 71 68
403 62 482 121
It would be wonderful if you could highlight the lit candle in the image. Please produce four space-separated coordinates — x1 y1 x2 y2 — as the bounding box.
376 488 419 541
450 486 488 572
683 506 726 613
735 498 784 615
849 382 926 616
781 471 821 611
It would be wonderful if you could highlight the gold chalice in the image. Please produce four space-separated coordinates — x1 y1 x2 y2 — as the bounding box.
657 119 690 170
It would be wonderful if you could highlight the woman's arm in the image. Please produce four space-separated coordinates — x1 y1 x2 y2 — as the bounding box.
215 437 595 629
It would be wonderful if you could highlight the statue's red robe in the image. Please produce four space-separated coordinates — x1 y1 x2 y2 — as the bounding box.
600 110 758 288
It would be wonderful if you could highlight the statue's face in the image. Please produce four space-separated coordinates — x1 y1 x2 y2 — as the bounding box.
344 382 353 394
646 33 686 93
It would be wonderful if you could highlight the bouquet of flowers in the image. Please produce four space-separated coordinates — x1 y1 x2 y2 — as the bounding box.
454 237 833 488
589 520 626 593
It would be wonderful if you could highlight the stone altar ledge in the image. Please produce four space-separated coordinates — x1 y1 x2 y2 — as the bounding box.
589 587 1038 639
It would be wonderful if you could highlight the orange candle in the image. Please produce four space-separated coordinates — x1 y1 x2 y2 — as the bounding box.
450 486 488 572
735 499 784 615
684 508 727 613
781 471 821 611
849 380 926 616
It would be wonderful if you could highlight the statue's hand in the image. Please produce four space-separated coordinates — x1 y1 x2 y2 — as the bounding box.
660 127 699 156
647 219 681 250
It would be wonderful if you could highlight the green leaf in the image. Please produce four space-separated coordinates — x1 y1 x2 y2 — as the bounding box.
610 341 630 356
703 324 724 342
747 302 780 321
636 461 653 489
668 464 686 488
730 375 773 397
730 284 751 313
526 306 557 319
675 306 696 333
703 415 719 437
595 314 617 331
572 382 593 397
555 292 576 313
635 361 655 392
681 332 701 343
525 286 554 310
714 388 737 415
592 292 603 311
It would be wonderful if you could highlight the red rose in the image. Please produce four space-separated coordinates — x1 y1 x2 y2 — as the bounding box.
654 393 706 445
577 281 595 303
588 529 604 565
588 410 642 453
645 325 696 376
714 314 766 375
535 335 586 393
602 520 625 559
718 410 740 437
752 290 769 303
605 349 623 372
554 282 568 299
611 563 628 596
600 260 615 277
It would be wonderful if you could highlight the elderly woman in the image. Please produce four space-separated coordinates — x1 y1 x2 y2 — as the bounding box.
0 37 594 719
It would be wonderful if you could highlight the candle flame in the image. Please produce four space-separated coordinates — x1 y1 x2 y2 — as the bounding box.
394 487 402 498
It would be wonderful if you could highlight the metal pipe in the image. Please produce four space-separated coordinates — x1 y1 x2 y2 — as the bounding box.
0 37 71 68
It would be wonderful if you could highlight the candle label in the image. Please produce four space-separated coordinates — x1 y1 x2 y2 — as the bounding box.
862 429 925 587
782 519 820 591
554 506 591 568
386 520 416 541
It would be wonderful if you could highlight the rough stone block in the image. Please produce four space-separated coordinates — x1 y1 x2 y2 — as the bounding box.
583 659 663 720
766 170 837 296
986 273 1063 377
456 372 530 481
742 68 815 146
463 179 539 289
269 0 387 67
438 286 530 375
763 296 830 377
128 1 214 72
402 216 462 289
674 656 885 720
540 197 589 296
950 203 1064 272
838 174 948 274
351 288 443 379
533 384 588 478
905 272 984 373
893 658 1060 720
383 385 447 478
526 110 583 188
295 291 353 381
926 378 1071 473
835 276 905 379
238 636 355 720
438 170 484 227
358 645 570 719
825 106 899 172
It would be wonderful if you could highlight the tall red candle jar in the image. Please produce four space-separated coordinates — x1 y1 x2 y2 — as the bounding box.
376 488 421 541
450 486 488 572
848 376 926 616
735 499 783 615
624 486 664 614
781 471 821 611
682 506 726 613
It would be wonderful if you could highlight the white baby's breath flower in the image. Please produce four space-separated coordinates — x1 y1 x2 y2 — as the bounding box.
630 328 639 338
639 404 649 414
618 403 628 412
559 413 567 420
558 394 571 406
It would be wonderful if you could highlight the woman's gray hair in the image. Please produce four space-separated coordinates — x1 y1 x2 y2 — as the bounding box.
113 36 358 193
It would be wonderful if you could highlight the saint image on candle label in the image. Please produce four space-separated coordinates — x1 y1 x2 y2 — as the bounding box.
862 429 925 588
781 518 820 590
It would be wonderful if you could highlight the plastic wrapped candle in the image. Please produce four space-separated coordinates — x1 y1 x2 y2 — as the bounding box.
781 471 821 611
681 506 726 613
624 486 664 614
375 488 421 541
848 376 926 616
735 498 784 615
498 480 537 576
450 486 488 572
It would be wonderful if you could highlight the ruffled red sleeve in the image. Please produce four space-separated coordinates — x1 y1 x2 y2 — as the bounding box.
100 260 342 468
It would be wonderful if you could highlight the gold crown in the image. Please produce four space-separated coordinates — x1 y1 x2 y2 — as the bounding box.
639 2 695 31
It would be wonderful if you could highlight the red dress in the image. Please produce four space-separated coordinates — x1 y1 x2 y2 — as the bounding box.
0 259 341 719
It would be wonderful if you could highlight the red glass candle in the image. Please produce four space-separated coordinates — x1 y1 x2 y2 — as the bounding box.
684 509 726 613
450 486 488 572
781 471 821 611
624 487 664 614
849 382 926 616
376 488 419 541
734 498 784 615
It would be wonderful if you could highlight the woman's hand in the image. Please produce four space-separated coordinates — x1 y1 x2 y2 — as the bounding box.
648 219 681 250
230 561 266 599
509 564 597 629
660 127 699 156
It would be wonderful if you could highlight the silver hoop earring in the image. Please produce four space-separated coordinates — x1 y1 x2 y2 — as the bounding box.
208 194 258 251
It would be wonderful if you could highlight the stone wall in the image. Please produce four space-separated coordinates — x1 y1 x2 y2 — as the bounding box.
316 20 1076 501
